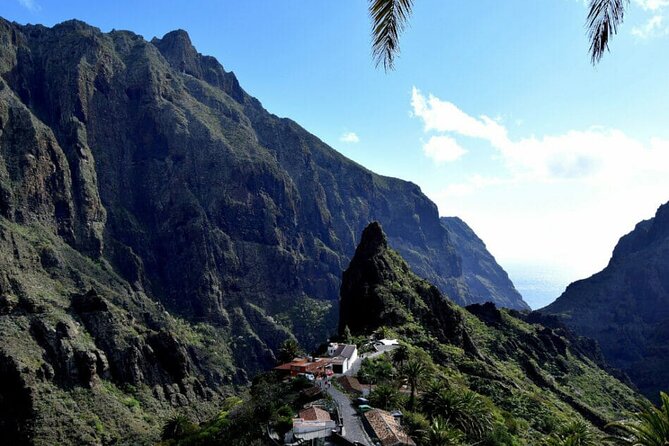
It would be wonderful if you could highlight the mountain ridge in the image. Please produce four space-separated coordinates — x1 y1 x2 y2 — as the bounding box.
441 216 529 310
542 200 669 399
335 221 641 444
0 17 529 443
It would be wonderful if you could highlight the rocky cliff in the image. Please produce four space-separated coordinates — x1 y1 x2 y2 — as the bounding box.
0 16 530 358
542 200 669 400
337 222 641 444
0 17 529 444
441 217 528 310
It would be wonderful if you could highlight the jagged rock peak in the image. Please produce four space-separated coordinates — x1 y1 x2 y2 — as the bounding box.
151 29 201 76
611 201 669 261
542 199 669 399
355 221 388 257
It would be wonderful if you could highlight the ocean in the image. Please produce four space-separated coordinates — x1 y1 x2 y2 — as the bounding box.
503 262 591 310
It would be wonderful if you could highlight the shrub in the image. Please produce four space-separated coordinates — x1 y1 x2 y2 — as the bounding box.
421 381 494 440
369 383 404 410
358 355 396 384
161 414 199 441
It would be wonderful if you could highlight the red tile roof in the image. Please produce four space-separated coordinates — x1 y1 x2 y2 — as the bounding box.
337 375 365 394
363 409 415 446
299 407 331 422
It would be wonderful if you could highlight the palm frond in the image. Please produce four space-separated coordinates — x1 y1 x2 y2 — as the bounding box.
369 0 414 71
587 0 629 64
606 392 669 446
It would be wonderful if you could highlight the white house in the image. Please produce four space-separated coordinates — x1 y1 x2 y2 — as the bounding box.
327 343 358 374
286 407 336 443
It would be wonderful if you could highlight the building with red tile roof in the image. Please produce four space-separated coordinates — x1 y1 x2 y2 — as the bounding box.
298 406 331 422
363 409 415 446
273 357 332 377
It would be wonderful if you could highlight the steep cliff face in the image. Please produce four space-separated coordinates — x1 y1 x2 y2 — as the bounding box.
339 222 470 347
0 218 243 445
338 223 641 443
0 17 532 353
0 17 533 443
0 18 476 345
441 217 529 310
543 201 669 399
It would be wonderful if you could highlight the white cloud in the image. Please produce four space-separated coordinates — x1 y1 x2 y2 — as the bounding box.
17 0 40 11
634 0 669 11
422 135 467 164
632 15 669 38
411 87 508 148
411 87 669 183
410 87 669 301
339 132 360 143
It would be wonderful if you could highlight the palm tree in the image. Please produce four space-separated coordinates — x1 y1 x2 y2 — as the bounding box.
277 338 302 364
370 0 414 71
392 344 410 366
401 359 426 410
607 392 669 446
586 0 629 64
420 381 493 441
545 420 597 446
369 0 629 69
427 417 465 446
161 414 197 440
369 382 403 410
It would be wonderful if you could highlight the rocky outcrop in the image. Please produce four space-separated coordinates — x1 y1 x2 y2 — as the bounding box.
0 18 524 354
0 216 237 444
338 222 640 439
339 222 468 347
0 16 529 443
542 200 669 399
441 217 528 310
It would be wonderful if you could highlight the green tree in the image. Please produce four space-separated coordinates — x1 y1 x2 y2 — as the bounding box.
586 0 629 64
403 411 431 444
392 344 410 366
358 355 396 384
369 0 629 68
161 414 198 441
421 381 494 441
401 358 426 410
369 0 414 70
607 392 669 446
545 420 597 446
427 417 466 446
277 338 302 364
343 325 353 343
369 382 403 410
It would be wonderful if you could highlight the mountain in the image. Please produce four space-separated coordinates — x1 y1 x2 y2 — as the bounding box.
441 217 529 310
542 201 669 399
0 17 529 443
337 222 640 444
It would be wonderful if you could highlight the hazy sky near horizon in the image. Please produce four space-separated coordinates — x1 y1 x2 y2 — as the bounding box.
4 0 669 308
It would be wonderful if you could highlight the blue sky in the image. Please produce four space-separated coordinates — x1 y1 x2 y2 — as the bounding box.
4 0 669 308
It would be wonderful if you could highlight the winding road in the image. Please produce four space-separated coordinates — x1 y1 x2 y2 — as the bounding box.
326 384 372 446
326 345 398 445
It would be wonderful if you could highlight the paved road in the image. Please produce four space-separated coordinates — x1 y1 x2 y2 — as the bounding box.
325 345 398 445
345 345 397 377
326 384 373 446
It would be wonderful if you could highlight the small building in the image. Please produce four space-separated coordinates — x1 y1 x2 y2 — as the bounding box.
337 375 369 396
327 343 358 374
373 338 400 352
362 409 416 446
288 407 336 443
274 357 332 378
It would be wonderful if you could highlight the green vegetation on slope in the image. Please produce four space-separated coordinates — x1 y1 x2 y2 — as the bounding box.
337 222 642 444
543 201 669 400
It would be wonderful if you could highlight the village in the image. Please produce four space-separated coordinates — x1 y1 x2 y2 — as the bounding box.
271 339 414 446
